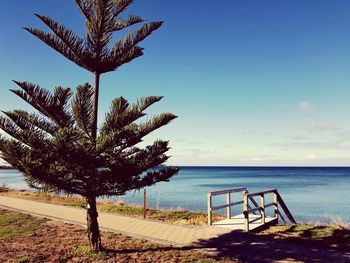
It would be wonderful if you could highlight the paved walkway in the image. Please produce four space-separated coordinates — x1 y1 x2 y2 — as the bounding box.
0 196 230 247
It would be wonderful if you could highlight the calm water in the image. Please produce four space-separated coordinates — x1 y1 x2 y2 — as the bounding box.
1 167 349 222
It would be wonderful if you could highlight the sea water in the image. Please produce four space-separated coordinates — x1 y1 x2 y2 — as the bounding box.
1 166 349 222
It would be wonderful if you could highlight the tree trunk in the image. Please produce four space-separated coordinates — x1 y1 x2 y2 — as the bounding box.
88 73 101 251
86 196 102 252
92 72 100 144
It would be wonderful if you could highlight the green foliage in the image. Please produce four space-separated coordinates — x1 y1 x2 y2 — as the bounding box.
60 245 106 262
24 0 163 75
0 83 178 197
0 0 177 200
12 255 32 263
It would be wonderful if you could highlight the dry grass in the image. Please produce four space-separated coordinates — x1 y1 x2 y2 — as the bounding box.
0 185 224 226
0 209 235 263
323 213 350 229
259 223 350 251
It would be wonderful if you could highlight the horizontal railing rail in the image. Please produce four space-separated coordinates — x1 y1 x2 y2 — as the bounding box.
264 202 275 209
209 187 247 196
247 206 260 213
211 200 243 211
246 189 277 197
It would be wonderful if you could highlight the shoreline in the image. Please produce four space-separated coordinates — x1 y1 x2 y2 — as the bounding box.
1 185 349 228
0 166 15 170
1 166 350 223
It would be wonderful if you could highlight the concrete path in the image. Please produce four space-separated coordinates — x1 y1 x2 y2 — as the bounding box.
0 196 230 247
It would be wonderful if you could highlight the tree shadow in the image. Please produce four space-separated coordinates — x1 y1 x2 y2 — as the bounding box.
274 225 350 251
98 224 350 262
189 228 350 263
100 227 349 262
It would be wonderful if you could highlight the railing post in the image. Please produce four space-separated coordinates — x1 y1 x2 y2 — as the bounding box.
273 191 278 222
208 192 212 225
260 193 265 223
226 193 231 219
243 191 249 231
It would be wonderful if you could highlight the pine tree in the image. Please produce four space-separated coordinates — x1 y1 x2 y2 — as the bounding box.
0 0 178 252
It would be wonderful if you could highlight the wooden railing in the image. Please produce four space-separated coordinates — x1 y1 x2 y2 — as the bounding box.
207 187 247 225
208 187 296 230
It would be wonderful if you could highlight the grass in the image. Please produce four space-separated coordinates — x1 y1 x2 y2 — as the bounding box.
61 246 106 261
0 209 232 263
0 209 46 240
259 223 350 251
0 185 224 225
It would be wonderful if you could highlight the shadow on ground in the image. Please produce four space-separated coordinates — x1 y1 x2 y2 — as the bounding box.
100 227 350 263
188 227 350 263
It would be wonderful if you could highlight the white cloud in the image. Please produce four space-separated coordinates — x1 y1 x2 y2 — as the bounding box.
249 156 274 161
304 154 316 160
309 122 339 132
299 101 314 111
269 139 350 150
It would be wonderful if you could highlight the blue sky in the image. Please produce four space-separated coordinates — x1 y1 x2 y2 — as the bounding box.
1 0 350 166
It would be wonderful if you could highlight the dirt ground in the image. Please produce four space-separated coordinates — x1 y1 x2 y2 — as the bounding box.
0 209 234 263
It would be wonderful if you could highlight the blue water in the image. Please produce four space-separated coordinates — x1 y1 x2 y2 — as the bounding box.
1 167 349 223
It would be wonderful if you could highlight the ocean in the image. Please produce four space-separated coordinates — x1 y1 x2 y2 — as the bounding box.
0 166 349 223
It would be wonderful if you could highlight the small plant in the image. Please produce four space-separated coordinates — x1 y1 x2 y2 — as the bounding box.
12 256 30 263
0 185 9 192
60 246 106 262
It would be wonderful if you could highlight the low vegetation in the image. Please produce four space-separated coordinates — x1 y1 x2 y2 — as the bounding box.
0 186 224 225
259 223 350 251
0 209 231 263
0 210 46 240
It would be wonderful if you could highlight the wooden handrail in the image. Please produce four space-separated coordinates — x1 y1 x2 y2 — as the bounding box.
276 191 296 224
264 202 275 208
209 187 247 196
248 206 260 213
212 200 243 211
246 189 277 197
